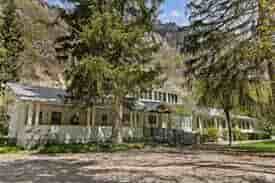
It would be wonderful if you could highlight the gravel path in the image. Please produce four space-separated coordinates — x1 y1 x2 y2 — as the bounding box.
0 149 275 183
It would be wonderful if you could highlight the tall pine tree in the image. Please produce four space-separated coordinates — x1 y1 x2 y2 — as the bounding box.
183 0 275 145
57 0 163 143
0 0 24 92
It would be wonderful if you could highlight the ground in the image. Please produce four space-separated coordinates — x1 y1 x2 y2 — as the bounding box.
0 147 275 183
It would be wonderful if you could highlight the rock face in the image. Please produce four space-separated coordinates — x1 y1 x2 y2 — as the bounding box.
0 0 67 88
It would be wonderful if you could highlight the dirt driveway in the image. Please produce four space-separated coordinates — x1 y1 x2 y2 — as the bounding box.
0 148 275 183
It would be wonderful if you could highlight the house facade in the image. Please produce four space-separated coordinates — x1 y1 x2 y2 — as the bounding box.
5 83 260 148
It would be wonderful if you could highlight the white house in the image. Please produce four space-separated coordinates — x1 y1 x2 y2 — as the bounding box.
4 82 260 148
6 83 192 148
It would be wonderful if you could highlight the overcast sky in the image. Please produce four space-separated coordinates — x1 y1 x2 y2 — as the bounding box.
47 0 189 26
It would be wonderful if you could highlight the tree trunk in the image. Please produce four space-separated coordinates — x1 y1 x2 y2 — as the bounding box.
225 109 233 146
111 98 123 144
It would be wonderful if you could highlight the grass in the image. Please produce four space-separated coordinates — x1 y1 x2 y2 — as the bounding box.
235 141 275 153
0 145 24 154
38 143 145 154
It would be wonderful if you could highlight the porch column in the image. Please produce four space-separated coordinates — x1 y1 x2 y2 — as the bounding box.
130 112 134 128
141 112 144 128
214 118 218 128
218 118 223 132
198 116 203 132
27 103 34 125
134 112 137 128
87 107 91 127
34 103 41 126
91 106 96 127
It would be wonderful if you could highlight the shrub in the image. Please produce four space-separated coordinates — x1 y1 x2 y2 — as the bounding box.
258 133 271 140
202 128 219 142
222 129 248 141
248 133 271 140
233 129 248 141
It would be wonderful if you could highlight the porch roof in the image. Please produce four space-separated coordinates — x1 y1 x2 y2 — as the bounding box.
6 82 174 113
7 83 67 104
193 107 257 122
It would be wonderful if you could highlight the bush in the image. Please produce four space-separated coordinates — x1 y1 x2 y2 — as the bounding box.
233 129 248 141
258 133 271 140
202 128 219 142
248 133 271 140
222 129 248 141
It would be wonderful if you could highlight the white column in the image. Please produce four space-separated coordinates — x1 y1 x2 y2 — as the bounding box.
92 106 96 127
198 117 203 132
218 118 223 132
34 103 41 126
27 103 34 125
130 112 133 127
87 107 91 127
151 91 154 101
214 118 218 128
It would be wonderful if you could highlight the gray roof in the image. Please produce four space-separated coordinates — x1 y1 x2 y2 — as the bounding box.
7 83 67 104
7 83 172 113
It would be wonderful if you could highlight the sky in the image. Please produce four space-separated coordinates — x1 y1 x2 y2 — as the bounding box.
46 0 188 26
159 0 188 26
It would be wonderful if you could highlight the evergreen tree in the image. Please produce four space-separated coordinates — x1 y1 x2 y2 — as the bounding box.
182 0 275 145
0 0 24 92
57 0 163 143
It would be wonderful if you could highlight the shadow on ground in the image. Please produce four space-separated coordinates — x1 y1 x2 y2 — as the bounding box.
0 150 275 183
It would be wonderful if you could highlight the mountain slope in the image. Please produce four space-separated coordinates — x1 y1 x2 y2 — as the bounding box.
11 0 67 87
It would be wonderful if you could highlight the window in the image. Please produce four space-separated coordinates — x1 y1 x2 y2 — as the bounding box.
148 115 157 126
149 91 152 100
136 113 140 123
154 91 158 100
39 112 43 124
163 93 167 102
158 92 162 101
70 113 80 125
123 113 130 126
51 112 62 125
101 114 108 126
246 122 250 129
175 95 178 104
172 94 177 104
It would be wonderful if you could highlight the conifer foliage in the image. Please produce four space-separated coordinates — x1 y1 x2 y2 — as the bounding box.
0 0 24 92
57 0 163 143
183 0 275 145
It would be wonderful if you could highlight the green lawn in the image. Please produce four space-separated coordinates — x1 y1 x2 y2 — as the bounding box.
0 145 23 154
235 141 275 153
